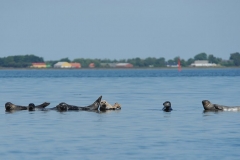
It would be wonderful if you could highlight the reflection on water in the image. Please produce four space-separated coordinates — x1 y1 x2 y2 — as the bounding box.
202 110 224 116
5 110 19 114
1 69 240 159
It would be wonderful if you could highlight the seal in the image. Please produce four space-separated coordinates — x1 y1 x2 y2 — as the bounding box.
5 102 50 111
99 100 121 111
202 100 240 111
28 102 50 111
55 96 102 111
162 101 172 112
5 102 28 111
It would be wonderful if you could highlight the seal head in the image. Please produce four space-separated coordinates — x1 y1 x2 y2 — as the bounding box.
202 100 217 110
5 102 14 110
28 103 36 111
56 102 71 111
162 101 172 112
113 103 121 110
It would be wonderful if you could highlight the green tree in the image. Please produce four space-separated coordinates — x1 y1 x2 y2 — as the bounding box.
144 57 156 67
73 58 88 68
186 58 194 66
194 53 207 60
0 55 44 68
155 57 166 67
208 54 222 64
167 59 174 64
220 60 234 66
127 57 144 67
230 52 240 66
59 57 71 62
180 59 187 67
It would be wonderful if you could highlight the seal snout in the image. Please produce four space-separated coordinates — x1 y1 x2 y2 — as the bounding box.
100 100 107 109
202 100 207 106
202 100 210 107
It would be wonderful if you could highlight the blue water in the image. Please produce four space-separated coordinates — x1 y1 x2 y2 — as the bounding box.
1 68 240 159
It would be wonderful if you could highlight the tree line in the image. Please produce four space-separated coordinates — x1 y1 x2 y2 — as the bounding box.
0 55 44 68
0 52 240 68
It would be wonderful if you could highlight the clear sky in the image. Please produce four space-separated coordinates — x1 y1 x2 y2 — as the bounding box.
0 0 240 61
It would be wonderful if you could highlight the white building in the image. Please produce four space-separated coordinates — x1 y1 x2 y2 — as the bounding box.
190 60 217 67
54 62 72 68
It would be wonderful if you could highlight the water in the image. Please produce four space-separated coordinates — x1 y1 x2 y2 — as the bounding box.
1 68 240 159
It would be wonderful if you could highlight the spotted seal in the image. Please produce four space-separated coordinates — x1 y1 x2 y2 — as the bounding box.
55 96 102 111
99 100 121 111
202 100 240 111
162 101 172 112
5 102 50 111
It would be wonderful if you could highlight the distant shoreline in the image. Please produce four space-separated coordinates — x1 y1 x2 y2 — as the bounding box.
0 67 239 70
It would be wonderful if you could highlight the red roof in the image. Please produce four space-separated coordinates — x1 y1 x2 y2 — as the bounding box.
70 63 81 68
89 63 95 68
116 63 133 68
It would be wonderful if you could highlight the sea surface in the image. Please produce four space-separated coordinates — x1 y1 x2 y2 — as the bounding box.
1 68 240 160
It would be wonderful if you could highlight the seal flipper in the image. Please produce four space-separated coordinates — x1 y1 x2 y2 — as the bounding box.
28 102 50 111
214 104 223 110
85 96 102 110
36 102 50 108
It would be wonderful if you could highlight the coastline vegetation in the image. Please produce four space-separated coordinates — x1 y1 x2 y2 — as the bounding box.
0 52 240 68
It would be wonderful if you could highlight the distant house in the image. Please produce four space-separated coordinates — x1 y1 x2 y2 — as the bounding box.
115 63 133 68
70 63 81 68
190 60 217 67
166 62 178 68
31 63 50 68
89 63 95 68
54 62 71 68
100 63 116 67
100 63 133 68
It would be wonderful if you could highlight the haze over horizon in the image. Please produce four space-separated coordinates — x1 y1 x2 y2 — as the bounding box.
1 0 240 61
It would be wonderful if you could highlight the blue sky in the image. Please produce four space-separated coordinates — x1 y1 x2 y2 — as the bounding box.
0 0 240 61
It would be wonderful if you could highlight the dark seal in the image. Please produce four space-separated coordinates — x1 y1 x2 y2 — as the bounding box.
5 102 50 111
55 96 102 111
162 101 172 112
5 102 28 111
202 100 240 111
